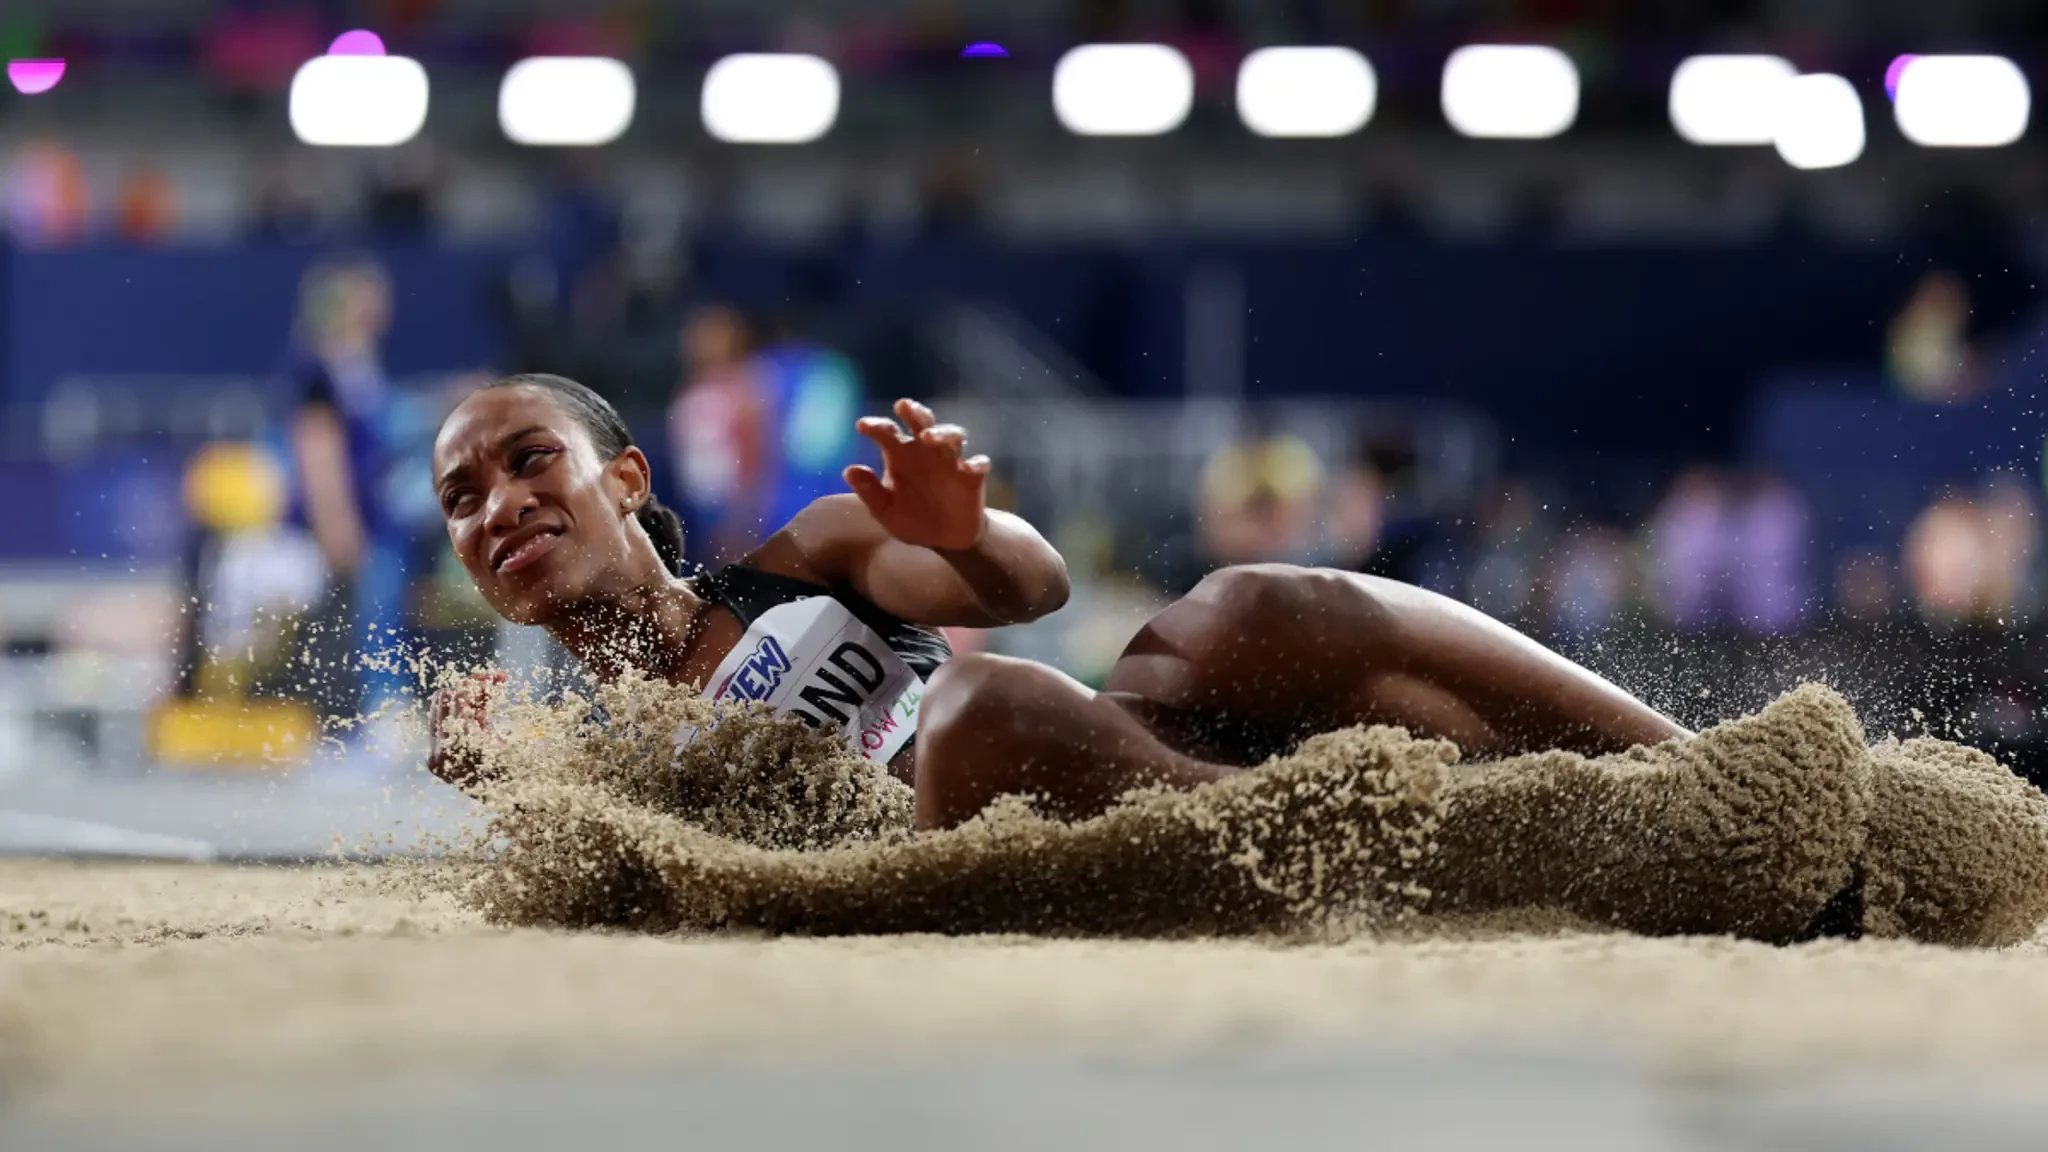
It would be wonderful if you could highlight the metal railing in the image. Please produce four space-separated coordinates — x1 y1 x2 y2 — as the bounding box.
929 302 1103 402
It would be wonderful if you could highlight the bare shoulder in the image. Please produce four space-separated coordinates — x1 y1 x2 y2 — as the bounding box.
742 496 885 585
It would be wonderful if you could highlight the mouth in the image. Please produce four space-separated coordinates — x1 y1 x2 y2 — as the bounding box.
493 526 564 574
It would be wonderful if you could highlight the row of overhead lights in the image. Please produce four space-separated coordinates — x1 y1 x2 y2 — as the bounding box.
290 44 2032 169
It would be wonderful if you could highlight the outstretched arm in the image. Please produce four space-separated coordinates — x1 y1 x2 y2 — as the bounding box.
764 399 1070 628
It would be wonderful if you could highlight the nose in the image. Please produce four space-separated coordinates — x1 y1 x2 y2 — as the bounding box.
482 480 535 535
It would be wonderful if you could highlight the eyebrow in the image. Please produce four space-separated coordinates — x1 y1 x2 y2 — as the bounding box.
437 425 551 489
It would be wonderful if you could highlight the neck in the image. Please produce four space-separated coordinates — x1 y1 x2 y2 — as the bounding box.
547 574 704 685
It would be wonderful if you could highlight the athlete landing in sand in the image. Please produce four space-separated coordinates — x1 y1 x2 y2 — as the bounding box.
429 374 1689 830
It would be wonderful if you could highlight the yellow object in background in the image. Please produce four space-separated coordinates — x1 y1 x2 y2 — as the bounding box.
149 698 318 770
1201 435 1325 511
183 442 288 533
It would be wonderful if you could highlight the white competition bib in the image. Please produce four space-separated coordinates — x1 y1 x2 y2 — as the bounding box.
681 596 925 762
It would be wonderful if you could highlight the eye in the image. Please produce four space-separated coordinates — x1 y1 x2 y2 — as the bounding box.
513 446 558 474
442 489 477 517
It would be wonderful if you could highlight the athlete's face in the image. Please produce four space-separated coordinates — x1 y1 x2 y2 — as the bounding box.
433 387 652 626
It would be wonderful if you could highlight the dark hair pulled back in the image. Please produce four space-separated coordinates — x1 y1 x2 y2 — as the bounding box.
486 373 686 576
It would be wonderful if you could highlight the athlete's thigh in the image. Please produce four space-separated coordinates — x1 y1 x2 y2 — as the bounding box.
1101 566 1362 762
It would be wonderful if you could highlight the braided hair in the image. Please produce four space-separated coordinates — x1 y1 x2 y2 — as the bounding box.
486 373 687 576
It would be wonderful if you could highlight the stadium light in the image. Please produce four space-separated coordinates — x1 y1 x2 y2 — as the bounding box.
1236 47 1377 138
288 55 429 147
1441 45 1579 139
500 57 636 146
1894 55 2030 147
1054 44 1193 137
1773 73 1864 169
6 59 65 95
701 54 839 144
1669 54 1796 145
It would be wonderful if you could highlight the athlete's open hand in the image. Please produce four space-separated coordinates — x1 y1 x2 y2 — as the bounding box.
845 398 992 552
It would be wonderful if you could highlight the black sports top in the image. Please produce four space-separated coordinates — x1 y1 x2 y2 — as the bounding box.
692 564 953 683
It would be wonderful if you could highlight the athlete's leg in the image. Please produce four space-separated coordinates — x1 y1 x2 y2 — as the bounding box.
914 564 1686 831
914 652 1233 830
1104 564 1688 760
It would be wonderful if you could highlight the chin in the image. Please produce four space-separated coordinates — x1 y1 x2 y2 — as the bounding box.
491 597 549 628
493 572 591 628
483 580 552 627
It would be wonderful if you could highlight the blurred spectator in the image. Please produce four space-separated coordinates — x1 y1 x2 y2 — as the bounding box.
1323 453 1387 571
1195 431 1324 567
1888 271 1978 403
669 304 770 562
1645 467 1731 629
1644 469 1810 634
751 316 869 530
1900 480 2043 626
5 139 90 247
1904 493 1991 624
279 258 415 720
1728 474 1810 634
115 168 178 244
1338 436 1446 586
667 306 869 563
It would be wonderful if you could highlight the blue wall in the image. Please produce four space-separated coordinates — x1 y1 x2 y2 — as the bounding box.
0 233 2035 565
0 231 2008 462
699 231 1948 459
2 242 510 408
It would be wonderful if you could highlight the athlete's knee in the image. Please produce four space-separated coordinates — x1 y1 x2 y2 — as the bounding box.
917 653 1086 829
921 653 1069 748
1193 563 1395 651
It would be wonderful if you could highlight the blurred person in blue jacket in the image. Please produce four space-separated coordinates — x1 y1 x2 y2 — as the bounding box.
754 314 868 528
280 257 424 719
668 306 867 565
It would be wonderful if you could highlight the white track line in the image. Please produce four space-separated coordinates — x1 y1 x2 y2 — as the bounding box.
0 809 219 861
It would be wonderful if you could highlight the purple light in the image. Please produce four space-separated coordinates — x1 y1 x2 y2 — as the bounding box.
328 30 387 57
7 59 66 96
1885 54 1918 102
961 42 1010 58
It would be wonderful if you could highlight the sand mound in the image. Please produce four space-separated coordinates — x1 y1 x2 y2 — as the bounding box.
1421 683 1870 942
437 676 2048 946
459 721 1446 937
1861 737 2048 946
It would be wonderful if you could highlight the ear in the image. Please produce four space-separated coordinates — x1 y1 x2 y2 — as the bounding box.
604 446 654 516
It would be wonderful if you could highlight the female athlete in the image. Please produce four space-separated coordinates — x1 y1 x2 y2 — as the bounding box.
429 374 1690 830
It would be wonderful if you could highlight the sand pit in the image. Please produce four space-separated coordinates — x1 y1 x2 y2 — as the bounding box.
12 681 2048 1120
13 859 2048 1106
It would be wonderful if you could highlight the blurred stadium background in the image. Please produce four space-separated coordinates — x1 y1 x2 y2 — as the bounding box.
1 0 2046 818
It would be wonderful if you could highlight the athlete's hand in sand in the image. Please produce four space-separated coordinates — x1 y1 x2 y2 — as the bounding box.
426 670 505 790
845 398 993 552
